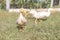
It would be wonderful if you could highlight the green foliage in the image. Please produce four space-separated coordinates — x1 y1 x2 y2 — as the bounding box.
0 0 6 9
10 0 51 8
0 4 2 9
0 0 59 9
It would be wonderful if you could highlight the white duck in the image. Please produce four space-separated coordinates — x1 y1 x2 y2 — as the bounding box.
29 8 51 24
16 12 27 29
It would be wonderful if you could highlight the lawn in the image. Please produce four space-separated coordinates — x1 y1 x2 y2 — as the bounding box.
0 10 60 40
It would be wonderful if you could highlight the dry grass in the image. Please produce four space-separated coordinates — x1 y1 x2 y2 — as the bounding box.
0 10 60 40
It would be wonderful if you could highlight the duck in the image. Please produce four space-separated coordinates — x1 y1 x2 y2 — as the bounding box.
16 12 27 29
29 8 51 24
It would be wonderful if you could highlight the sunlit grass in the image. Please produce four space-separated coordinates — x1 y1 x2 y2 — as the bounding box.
0 10 60 40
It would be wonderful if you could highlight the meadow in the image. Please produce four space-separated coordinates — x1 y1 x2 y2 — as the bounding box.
0 10 60 40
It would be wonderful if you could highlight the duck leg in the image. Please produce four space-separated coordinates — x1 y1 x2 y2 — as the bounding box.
35 18 38 24
40 20 43 22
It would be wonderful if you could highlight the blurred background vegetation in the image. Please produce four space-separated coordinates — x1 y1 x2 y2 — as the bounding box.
0 0 60 9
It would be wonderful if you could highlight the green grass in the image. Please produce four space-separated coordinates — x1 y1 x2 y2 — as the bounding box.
0 10 60 40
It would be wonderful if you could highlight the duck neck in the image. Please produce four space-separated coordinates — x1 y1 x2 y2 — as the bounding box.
48 9 50 12
20 13 23 17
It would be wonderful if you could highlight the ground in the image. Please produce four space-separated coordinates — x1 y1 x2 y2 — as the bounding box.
0 10 60 40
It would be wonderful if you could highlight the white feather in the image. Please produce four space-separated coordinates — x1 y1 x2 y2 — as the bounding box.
16 13 27 25
29 8 51 19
